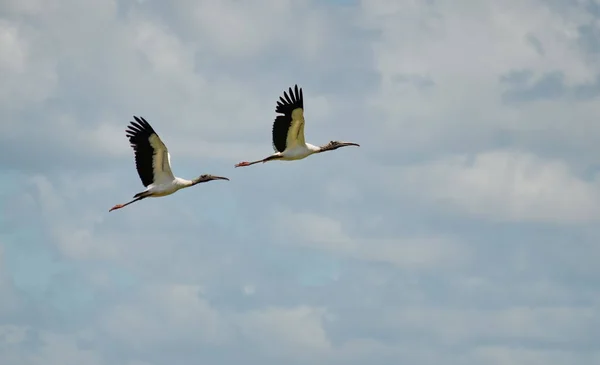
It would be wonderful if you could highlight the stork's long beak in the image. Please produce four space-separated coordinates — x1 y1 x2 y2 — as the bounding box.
210 175 230 181
340 142 360 147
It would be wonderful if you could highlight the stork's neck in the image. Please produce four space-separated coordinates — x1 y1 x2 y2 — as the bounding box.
175 177 194 187
306 143 320 153
315 143 331 153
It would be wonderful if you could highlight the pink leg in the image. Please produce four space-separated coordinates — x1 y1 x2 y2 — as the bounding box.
235 155 281 168
234 160 264 168
108 196 143 212
109 204 124 212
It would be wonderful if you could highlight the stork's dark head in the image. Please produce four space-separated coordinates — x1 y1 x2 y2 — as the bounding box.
318 140 360 152
192 174 230 185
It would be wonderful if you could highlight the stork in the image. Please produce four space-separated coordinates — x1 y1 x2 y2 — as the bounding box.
234 85 359 168
109 116 229 212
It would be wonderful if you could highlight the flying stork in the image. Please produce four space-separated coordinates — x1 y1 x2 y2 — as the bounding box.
109 116 229 212
234 85 359 168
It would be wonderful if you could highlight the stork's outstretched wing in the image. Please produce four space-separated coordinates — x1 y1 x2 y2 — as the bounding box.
272 85 305 153
125 116 175 187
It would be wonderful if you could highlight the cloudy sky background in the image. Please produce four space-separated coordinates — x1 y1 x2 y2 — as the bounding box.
1 0 600 364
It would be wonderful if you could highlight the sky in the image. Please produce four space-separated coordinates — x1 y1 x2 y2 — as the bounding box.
0 0 599 364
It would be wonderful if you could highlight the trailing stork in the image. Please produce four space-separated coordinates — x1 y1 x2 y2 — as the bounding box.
234 85 359 168
109 116 229 212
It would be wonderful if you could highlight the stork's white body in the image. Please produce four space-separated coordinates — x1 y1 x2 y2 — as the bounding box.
277 143 320 161
143 177 192 197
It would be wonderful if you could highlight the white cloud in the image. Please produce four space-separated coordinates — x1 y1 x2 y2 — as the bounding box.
0 19 57 111
0 247 19 315
0 325 28 345
235 306 331 357
100 282 335 361
470 346 600 365
27 331 105 365
271 209 468 268
172 0 334 61
361 0 600 164
385 149 600 224
381 305 596 343
26 174 119 261
100 284 232 348
0 327 105 365
0 20 26 72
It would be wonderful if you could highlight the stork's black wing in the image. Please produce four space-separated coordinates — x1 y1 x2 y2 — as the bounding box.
272 84 304 153
125 116 161 187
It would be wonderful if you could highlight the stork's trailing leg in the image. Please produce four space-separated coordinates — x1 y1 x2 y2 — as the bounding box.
235 154 282 168
234 160 262 168
109 196 145 212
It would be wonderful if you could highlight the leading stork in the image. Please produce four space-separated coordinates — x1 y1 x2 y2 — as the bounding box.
234 85 359 168
109 116 229 212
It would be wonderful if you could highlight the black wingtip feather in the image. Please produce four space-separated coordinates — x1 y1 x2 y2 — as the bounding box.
275 84 303 115
125 116 156 141
124 116 159 187
271 85 304 153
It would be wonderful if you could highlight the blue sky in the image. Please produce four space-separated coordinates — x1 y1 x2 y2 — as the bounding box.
1 0 599 364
